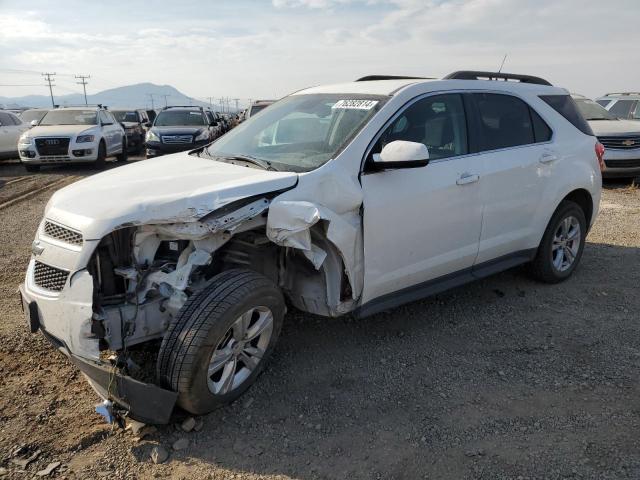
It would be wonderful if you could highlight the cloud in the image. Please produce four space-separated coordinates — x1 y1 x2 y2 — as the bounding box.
0 0 639 101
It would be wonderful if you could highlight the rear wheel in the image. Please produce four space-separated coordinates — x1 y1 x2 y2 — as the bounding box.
157 269 285 414
94 141 106 169
530 200 586 283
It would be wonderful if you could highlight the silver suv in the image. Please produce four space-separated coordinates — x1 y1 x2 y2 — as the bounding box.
596 93 640 121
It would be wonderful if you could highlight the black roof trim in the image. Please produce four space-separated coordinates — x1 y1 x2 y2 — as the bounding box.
356 75 432 82
161 105 205 111
444 71 552 86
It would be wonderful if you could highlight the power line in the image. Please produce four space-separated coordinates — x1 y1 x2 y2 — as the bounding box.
75 74 90 105
42 72 56 108
146 93 156 110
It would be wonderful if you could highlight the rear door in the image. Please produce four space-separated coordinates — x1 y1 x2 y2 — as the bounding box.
470 92 554 264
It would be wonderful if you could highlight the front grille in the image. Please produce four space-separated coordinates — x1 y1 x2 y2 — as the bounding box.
161 135 193 144
33 261 69 292
605 158 640 169
43 221 83 246
598 135 640 150
35 137 70 156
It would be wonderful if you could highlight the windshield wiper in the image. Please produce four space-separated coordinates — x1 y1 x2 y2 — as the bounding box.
222 154 278 171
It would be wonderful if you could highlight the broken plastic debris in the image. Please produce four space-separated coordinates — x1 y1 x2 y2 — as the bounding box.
95 400 115 424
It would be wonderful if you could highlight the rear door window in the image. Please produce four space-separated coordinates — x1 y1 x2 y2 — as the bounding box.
473 93 535 150
609 100 637 119
539 95 594 136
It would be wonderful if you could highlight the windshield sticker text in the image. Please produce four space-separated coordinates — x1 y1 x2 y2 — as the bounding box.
332 100 378 110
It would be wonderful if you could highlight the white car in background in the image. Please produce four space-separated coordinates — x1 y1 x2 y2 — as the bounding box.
596 93 640 121
20 71 602 424
574 94 640 179
18 106 127 172
0 110 29 159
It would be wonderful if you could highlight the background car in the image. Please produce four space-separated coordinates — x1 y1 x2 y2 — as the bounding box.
0 110 29 159
596 93 640 121
145 106 218 158
574 94 640 179
19 108 50 127
111 109 149 154
245 100 275 119
18 106 127 171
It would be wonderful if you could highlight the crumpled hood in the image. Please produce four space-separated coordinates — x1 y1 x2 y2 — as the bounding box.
120 121 140 129
45 153 298 240
589 119 640 136
28 125 97 137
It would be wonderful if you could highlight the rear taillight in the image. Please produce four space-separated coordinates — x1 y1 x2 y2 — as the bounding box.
595 142 605 172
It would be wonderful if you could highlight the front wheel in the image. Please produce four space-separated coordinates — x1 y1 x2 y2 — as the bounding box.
530 200 587 283
157 269 285 414
94 141 106 169
116 138 128 162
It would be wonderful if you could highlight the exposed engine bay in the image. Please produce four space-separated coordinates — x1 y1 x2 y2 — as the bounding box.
87 195 356 355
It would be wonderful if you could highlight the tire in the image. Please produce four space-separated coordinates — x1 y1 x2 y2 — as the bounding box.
157 269 285 415
94 141 106 169
116 139 128 162
24 164 40 172
530 200 587 283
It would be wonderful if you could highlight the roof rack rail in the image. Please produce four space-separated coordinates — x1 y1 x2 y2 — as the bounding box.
55 104 106 109
356 75 432 82
604 92 640 96
444 71 552 86
162 105 204 110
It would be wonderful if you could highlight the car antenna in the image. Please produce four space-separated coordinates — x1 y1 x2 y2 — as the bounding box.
498 54 508 73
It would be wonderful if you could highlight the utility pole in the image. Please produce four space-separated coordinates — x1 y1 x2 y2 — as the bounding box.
207 97 214 108
160 94 170 107
42 72 56 107
75 74 90 105
146 93 156 110
232 98 240 113
219 98 225 113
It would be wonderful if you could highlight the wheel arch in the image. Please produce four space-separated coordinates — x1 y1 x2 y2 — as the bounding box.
560 188 594 227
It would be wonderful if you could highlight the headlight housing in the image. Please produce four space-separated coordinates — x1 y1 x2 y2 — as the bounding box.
76 135 95 143
195 130 210 142
146 130 160 142
19 132 32 144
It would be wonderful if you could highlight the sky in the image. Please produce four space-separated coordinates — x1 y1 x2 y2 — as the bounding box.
1 0 639 105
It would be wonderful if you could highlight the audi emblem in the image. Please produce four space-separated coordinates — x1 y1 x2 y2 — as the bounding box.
45 139 60 145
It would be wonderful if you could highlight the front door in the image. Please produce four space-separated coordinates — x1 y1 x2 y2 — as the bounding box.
360 93 483 305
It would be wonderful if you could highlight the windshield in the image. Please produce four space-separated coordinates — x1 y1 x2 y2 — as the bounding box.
20 110 48 123
154 110 206 126
39 109 97 126
112 110 138 122
206 94 386 172
575 98 616 121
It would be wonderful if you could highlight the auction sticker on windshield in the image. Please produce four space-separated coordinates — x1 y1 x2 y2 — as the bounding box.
332 100 379 110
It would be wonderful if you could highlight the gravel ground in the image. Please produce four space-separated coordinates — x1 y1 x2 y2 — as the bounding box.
0 160 639 479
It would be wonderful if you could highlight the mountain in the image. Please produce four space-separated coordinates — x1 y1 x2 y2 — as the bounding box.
0 83 211 110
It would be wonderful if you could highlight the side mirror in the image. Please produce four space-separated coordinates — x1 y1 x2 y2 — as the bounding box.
30 119 39 127
372 140 430 169
210 120 218 126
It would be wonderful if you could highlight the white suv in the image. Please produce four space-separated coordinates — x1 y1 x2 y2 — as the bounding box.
20 71 602 424
18 106 127 171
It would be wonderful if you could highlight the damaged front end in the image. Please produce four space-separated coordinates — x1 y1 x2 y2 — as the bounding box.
23 185 362 424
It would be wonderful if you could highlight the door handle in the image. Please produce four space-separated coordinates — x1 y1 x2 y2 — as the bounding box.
456 173 480 185
539 152 558 164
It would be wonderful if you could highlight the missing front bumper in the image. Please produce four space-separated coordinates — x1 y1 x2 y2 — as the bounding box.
40 328 178 424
